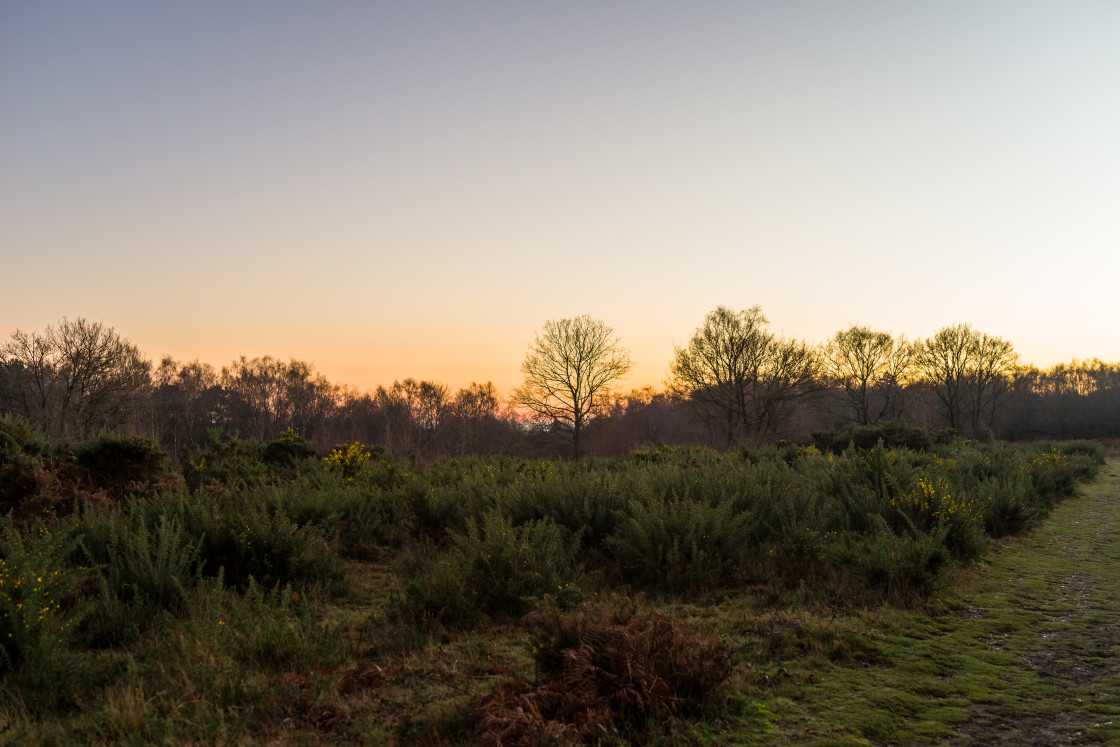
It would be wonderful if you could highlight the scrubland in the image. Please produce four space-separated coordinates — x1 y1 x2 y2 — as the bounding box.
0 415 1110 744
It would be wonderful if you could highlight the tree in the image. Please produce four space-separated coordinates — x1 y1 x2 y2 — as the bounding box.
152 357 222 455
446 381 511 456
969 330 1019 435
915 324 1018 436
219 356 336 442
0 318 151 438
668 306 820 446
512 315 632 458
373 378 449 458
822 326 914 425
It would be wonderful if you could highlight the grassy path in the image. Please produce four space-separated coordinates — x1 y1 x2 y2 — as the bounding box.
740 462 1120 745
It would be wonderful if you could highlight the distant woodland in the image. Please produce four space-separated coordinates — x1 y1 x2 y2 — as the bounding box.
2 314 1118 460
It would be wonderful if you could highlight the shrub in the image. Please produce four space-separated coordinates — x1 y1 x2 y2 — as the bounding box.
180 578 342 674
502 468 627 552
980 473 1037 537
261 428 317 472
0 415 62 511
178 497 342 592
322 441 373 481
401 510 583 626
889 475 986 559
75 510 204 640
475 597 730 744
605 495 756 593
181 432 269 493
832 514 953 598
74 433 168 497
1025 446 1079 502
0 522 89 673
76 492 342 596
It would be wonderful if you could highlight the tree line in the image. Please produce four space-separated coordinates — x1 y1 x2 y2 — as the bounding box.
0 314 1116 460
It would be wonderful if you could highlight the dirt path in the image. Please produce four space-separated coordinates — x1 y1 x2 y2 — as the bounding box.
952 464 1120 745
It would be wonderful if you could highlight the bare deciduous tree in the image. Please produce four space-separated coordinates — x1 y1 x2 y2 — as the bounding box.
153 357 221 454
969 330 1019 435
512 315 632 458
668 306 820 446
447 381 509 456
0 318 152 438
916 324 1018 436
220 356 336 441
822 326 914 425
374 378 449 457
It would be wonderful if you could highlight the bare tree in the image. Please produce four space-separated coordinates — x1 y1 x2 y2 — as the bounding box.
220 356 336 442
0 318 151 438
512 315 632 458
374 378 449 457
152 357 222 454
446 381 509 456
969 330 1019 435
916 324 1018 436
668 306 819 446
822 326 914 425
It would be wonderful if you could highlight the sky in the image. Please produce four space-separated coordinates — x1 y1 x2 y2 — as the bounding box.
3 1 1119 396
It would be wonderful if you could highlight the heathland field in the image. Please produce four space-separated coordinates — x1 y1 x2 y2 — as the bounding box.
0 416 1115 744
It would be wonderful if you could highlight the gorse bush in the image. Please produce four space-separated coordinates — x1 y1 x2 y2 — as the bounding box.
90 512 202 614
890 475 986 559
838 514 953 598
810 423 948 454
501 467 628 551
74 433 168 497
321 441 372 481
75 491 342 595
0 415 55 509
181 431 269 493
261 427 317 473
0 522 89 673
401 509 584 626
605 495 756 593
180 578 342 675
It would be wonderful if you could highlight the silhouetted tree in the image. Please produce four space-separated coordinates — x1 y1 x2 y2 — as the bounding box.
512 316 632 459
668 306 820 445
822 326 914 425
374 378 449 458
220 356 336 441
152 357 222 454
0 318 151 438
446 381 513 456
916 324 1017 436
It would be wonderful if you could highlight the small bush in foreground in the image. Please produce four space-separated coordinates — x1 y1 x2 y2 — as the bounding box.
474 597 730 744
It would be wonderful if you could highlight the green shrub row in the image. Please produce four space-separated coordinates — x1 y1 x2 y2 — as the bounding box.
0 415 1104 643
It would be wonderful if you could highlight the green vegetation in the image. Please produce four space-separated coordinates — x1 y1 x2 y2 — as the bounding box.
0 415 1112 743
